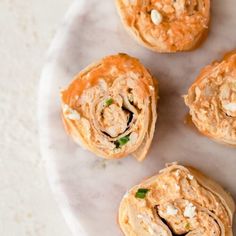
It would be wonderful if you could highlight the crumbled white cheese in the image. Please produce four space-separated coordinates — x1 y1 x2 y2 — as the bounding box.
175 170 180 177
184 202 196 218
137 214 143 219
63 104 70 113
223 103 236 112
63 104 81 121
151 9 163 25
166 205 178 216
66 112 81 121
175 183 180 191
188 174 194 180
149 85 155 91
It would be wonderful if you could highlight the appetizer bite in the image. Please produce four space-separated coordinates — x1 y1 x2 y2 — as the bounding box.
60 53 158 161
116 0 210 53
119 163 235 236
184 52 236 146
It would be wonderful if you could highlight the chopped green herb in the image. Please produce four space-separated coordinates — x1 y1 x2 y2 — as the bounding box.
115 136 130 148
135 188 149 199
105 98 113 106
185 222 191 230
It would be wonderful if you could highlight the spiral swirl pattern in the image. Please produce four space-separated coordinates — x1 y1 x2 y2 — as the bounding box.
61 54 158 160
119 164 234 235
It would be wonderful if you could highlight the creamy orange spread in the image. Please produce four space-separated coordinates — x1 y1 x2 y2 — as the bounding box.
117 0 210 52
61 54 158 160
185 53 236 145
119 164 233 236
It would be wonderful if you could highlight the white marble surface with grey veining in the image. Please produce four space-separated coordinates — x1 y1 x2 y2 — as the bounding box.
39 0 236 235
0 0 72 235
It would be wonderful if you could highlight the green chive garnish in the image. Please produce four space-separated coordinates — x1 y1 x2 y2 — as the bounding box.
135 188 149 199
105 98 113 106
115 136 130 148
185 222 191 230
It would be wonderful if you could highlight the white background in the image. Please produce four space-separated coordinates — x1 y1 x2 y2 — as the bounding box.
0 0 71 235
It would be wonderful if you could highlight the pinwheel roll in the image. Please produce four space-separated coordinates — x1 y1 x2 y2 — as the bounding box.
116 0 210 53
60 54 158 161
184 52 236 146
119 163 235 236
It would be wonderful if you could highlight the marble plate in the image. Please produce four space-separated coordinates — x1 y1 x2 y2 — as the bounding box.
38 0 236 235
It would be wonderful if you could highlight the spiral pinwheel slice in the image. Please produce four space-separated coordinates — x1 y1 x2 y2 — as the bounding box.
116 0 210 53
184 52 236 146
119 163 235 236
60 54 158 161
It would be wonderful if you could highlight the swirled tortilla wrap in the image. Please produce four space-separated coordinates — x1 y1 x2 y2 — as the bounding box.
184 52 236 146
116 0 210 53
60 54 158 161
119 163 235 235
